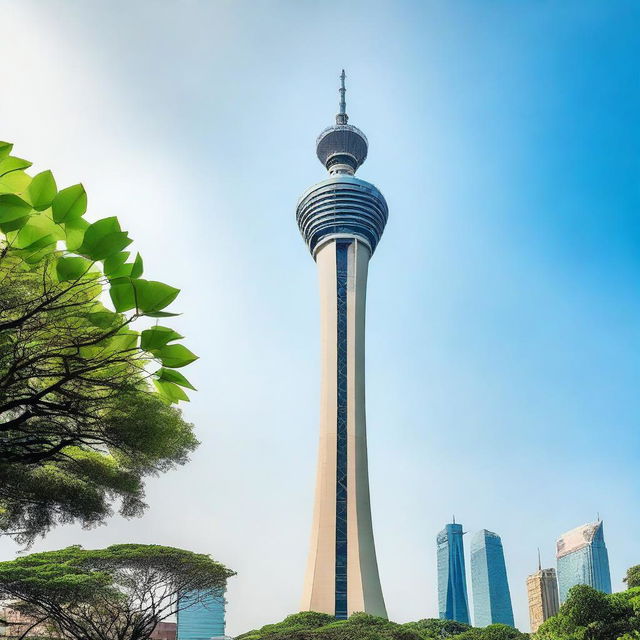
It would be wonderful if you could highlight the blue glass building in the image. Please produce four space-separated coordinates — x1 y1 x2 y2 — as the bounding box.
556 521 612 603
177 590 226 640
437 522 470 624
470 530 514 627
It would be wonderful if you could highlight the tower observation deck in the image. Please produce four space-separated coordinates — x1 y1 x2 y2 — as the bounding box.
297 71 388 619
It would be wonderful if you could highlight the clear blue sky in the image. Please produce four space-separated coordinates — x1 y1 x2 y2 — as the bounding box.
1 1 638 634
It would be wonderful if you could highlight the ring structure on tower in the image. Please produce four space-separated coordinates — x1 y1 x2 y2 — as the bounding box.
296 175 388 258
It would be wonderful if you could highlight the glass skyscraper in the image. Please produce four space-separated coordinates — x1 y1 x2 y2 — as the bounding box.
437 522 470 624
177 590 226 640
470 530 514 627
556 521 612 603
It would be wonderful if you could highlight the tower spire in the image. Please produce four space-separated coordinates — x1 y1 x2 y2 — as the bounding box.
538 548 542 571
337 69 348 125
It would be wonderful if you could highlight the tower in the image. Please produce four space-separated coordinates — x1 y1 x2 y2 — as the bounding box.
437 522 470 624
297 71 388 619
556 520 612 603
470 530 514 627
527 552 559 633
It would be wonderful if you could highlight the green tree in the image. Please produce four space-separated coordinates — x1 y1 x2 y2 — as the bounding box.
236 613 529 640
0 142 199 543
402 618 472 638
626 567 640 589
534 585 640 640
455 624 528 640
0 544 234 640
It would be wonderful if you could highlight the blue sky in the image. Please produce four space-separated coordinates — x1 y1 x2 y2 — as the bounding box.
1 0 638 634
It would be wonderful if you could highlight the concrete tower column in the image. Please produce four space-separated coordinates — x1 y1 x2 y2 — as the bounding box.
296 72 388 619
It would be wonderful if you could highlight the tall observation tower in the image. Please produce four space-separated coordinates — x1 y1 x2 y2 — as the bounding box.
296 71 388 619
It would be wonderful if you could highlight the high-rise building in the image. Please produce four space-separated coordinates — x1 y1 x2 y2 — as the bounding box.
177 590 226 640
470 530 514 627
556 520 612 603
437 522 470 624
298 71 388 620
527 557 560 633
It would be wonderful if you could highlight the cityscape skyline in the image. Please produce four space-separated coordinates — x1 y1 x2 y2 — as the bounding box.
0 2 637 635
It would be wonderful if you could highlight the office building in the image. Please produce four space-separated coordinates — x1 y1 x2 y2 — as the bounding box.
437 522 470 624
556 520 612 603
470 529 514 627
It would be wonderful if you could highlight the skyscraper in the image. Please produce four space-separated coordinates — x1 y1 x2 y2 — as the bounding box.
297 71 388 619
437 522 470 624
177 590 226 640
470 530 514 627
527 555 560 633
556 520 612 603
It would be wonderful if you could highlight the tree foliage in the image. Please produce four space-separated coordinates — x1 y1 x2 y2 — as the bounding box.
626 567 640 590
0 142 199 542
534 584 640 640
236 613 526 640
0 544 234 640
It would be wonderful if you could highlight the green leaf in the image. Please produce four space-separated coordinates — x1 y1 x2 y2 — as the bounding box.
13 219 56 251
130 252 143 278
52 184 87 223
132 279 180 314
78 216 132 260
103 252 130 277
102 252 142 280
0 141 13 160
144 310 181 318
0 215 30 233
0 156 32 177
108 277 136 312
140 326 183 352
56 256 94 282
156 367 196 390
87 311 118 329
156 344 198 368
0 170 31 194
64 217 89 251
29 170 57 211
0 194 32 222
153 379 189 403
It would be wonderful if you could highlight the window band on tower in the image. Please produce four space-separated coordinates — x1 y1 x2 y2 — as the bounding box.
335 240 350 619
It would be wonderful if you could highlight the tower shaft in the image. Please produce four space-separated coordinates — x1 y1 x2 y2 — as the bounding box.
301 238 386 618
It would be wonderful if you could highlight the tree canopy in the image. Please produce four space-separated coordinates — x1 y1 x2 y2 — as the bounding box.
0 544 234 640
534 584 640 640
625 566 640 590
0 142 199 542
236 612 528 640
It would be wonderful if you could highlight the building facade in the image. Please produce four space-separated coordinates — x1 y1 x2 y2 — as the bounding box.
470 530 514 627
298 71 388 620
556 521 612 603
177 590 226 640
527 568 559 632
437 522 470 624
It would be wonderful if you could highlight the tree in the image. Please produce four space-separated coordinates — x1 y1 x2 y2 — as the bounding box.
534 584 640 640
0 544 234 640
403 619 472 638
0 142 199 542
626 566 640 589
455 624 528 640
236 613 528 640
